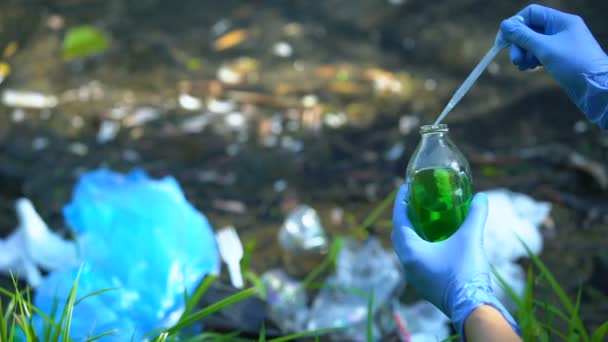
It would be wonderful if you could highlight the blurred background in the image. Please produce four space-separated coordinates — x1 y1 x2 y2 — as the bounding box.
0 0 607 338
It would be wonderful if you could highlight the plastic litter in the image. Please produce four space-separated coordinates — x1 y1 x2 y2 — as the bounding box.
261 269 309 333
278 205 329 278
387 300 451 342
2 89 58 109
0 198 79 288
33 168 220 341
216 226 244 289
484 189 551 309
307 237 404 341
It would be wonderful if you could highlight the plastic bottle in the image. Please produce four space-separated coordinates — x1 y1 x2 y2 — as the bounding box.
405 124 472 242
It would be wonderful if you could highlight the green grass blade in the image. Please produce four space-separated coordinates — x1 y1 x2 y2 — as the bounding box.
85 329 118 341
8 318 16 342
62 268 82 342
75 287 120 306
240 240 256 276
245 272 266 301
154 332 169 342
41 296 60 341
258 322 266 342
0 297 6 342
540 322 569 341
491 266 524 308
591 321 608 342
568 287 583 340
302 238 343 288
366 291 374 342
165 287 257 335
520 238 590 341
440 335 460 342
182 275 217 319
356 188 397 234
532 300 571 323
267 327 344 342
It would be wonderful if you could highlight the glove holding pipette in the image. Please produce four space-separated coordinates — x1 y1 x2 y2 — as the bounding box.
500 4 608 129
433 17 522 125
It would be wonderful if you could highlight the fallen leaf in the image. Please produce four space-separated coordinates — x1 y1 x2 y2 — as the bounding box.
213 29 248 51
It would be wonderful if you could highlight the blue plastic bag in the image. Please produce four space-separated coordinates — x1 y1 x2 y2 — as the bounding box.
33 168 220 341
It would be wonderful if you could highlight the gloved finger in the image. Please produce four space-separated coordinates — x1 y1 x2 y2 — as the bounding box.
524 51 542 69
391 221 427 264
510 44 526 67
392 184 412 227
500 15 545 53
517 4 571 33
453 192 488 243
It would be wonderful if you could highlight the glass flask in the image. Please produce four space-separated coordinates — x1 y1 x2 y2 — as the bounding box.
405 124 473 242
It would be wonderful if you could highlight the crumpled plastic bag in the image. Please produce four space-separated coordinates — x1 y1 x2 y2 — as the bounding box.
33 168 220 341
307 238 404 341
0 198 79 287
484 189 551 310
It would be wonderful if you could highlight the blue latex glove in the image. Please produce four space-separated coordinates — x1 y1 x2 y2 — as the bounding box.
500 4 608 129
391 185 520 339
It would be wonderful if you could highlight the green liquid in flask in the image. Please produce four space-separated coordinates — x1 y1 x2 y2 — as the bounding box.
408 167 472 242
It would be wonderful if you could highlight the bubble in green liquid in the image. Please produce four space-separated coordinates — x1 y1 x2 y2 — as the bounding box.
407 167 472 242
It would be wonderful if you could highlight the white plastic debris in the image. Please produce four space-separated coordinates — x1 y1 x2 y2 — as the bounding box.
97 120 120 144
384 142 405 161
324 112 347 128
207 98 236 114
392 300 451 342
273 41 293 58
261 269 309 332
123 106 160 127
178 93 203 111
217 66 242 85
484 189 551 309
68 142 88 156
399 115 420 135
2 89 58 109
0 199 80 288
180 114 210 133
307 238 404 341
216 226 244 289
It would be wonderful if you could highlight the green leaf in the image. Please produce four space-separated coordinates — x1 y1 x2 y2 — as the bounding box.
366 291 374 342
258 322 266 342
568 287 583 340
245 272 266 301
85 329 118 342
520 238 590 341
240 240 256 277
63 25 111 61
591 321 608 342
182 275 217 320
75 287 120 306
53 267 82 342
356 188 397 234
302 238 343 288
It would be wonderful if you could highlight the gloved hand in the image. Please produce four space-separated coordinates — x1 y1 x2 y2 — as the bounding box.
391 185 520 339
500 4 608 129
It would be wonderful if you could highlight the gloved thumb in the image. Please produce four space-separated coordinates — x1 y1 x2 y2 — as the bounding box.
500 16 544 52
454 192 488 242
392 223 428 264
